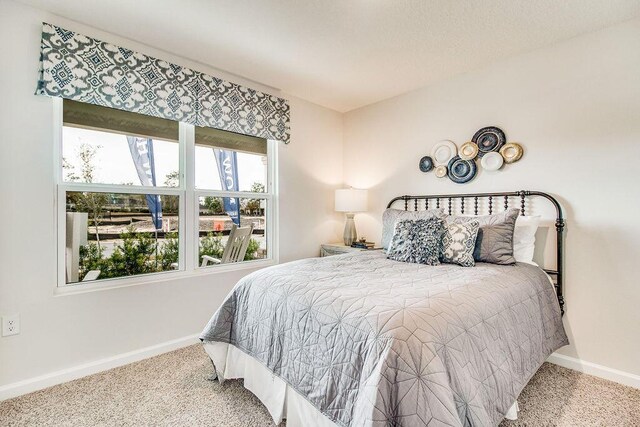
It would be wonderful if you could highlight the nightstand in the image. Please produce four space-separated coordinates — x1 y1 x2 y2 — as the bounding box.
320 243 381 257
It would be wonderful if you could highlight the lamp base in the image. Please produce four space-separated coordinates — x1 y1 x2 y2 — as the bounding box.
343 213 357 246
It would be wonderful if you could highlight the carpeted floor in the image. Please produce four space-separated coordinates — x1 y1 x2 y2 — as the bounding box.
1 345 638 426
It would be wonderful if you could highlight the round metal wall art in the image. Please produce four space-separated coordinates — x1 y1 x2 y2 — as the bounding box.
480 151 504 171
418 156 434 172
447 155 477 184
500 142 523 164
423 128 523 184
472 126 506 157
431 140 458 165
434 165 448 178
459 142 479 160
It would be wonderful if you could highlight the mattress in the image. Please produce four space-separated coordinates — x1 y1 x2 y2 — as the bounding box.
201 251 568 426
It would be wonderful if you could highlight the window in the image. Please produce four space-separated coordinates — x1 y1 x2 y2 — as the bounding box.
195 126 271 267
57 99 277 289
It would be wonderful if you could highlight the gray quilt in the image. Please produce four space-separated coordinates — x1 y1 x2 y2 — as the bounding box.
200 251 568 427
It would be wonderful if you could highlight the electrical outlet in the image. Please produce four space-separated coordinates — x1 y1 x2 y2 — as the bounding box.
2 314 20 337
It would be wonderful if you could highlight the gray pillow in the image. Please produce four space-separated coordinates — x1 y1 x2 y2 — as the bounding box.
447 208 520 265
441 220 480 267
381 208 444 249
387 218 444 265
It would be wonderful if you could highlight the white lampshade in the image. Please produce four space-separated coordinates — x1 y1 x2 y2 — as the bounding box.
335 188 368 212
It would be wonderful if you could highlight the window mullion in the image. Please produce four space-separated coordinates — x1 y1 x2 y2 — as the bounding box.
181 122 196 272
195 190 271 199
58 182 182 196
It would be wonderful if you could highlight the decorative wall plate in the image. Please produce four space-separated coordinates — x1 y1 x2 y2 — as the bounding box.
500 142 523 163
480 151 504 171
418 156 434 172
431 140 458 165
434 165 448 178
472 126 506 157
459 142 479 160
447 156 477 183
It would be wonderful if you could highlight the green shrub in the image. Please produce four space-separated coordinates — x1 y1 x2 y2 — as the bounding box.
199 232 224 264
100 226 157 279
159 232 179 270
77 227 262 281
203 196 224 215
79 241 105 280
244 238 260 260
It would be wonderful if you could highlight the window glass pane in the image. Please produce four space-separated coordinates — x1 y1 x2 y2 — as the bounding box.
62 126 179 187
195 126 267 192
64 191 180 285
198 196 267 267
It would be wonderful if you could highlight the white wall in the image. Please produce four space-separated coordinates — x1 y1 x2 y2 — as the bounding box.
344 19 640 377
0 0 342 388
280 100 344 262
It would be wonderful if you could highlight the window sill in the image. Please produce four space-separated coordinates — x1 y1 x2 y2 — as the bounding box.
54 258 277 296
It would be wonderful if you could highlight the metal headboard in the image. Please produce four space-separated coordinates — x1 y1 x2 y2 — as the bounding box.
387 190 565 314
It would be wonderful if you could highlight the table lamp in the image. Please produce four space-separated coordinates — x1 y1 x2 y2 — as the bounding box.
335 188 368 246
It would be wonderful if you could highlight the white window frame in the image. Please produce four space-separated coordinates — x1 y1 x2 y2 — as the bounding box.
53 98 279 295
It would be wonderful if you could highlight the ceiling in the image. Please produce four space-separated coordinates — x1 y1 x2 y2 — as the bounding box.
17 0 640 112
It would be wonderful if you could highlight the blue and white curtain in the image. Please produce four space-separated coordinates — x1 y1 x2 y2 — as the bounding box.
37 23 290 143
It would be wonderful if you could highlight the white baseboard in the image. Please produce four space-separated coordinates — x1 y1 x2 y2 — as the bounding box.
547 352 640 389
0 333 200 402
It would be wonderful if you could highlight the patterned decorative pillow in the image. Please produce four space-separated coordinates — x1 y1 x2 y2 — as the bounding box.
447 209 519 265
413 218 445 265
441 220 480 267
381 208 445 250
387 220 413 262
387 218 444 265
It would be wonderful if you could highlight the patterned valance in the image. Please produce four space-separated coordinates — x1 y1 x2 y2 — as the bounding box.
36 23 290 143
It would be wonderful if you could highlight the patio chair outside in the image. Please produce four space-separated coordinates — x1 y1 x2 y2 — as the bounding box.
82 270 101 281
201 224 255 267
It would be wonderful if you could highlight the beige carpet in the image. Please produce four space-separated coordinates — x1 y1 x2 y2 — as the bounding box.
1 345 638 426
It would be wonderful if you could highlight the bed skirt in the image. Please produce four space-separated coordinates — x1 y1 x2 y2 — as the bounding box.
203 341 520 426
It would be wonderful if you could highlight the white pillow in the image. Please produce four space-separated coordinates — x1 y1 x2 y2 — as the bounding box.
513 215 541 265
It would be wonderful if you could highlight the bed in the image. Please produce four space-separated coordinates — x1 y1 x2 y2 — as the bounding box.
200 190 568 427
